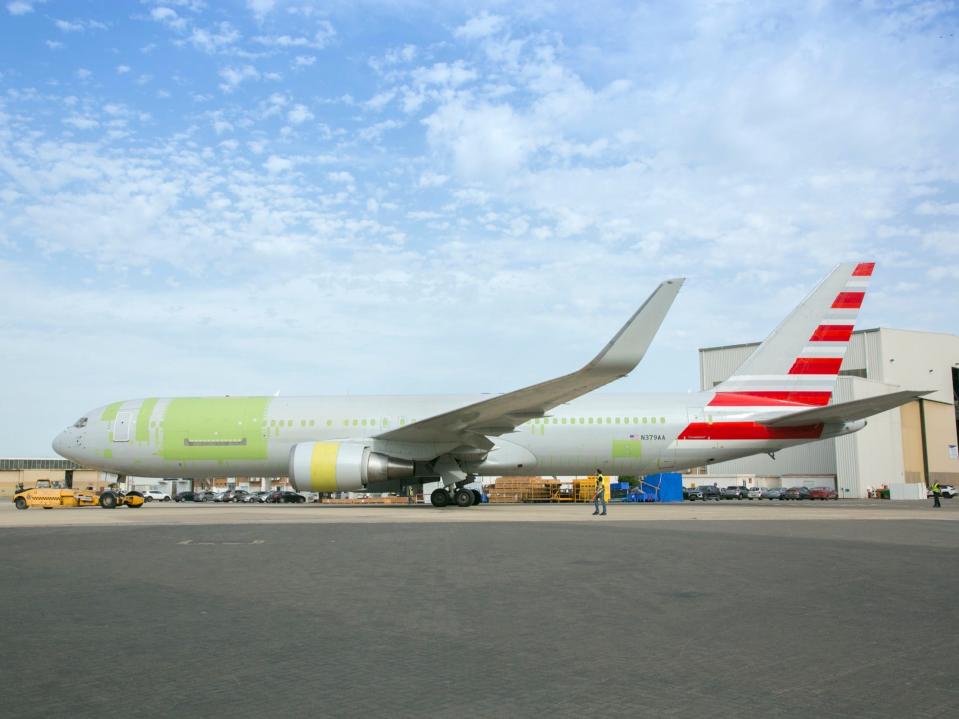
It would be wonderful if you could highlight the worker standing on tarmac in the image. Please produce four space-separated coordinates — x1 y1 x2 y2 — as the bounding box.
931 482 942 508
592 469 607 516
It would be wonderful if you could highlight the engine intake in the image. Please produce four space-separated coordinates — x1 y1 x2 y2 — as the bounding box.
289 442 414 492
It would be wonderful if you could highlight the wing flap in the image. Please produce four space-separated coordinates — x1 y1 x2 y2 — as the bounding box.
759 390 931 427
375 277 684 445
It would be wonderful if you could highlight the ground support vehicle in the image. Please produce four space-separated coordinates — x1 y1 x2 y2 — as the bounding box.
13 485 144 510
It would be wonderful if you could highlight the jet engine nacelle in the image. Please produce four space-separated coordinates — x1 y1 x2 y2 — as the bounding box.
289 442 414 492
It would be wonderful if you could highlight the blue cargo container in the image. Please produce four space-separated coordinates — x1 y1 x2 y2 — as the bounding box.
640 472 683 503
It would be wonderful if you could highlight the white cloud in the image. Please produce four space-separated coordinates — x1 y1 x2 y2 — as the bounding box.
190 22 240 53
63 115 99 129
327 171 354 184
116 64 130 74
45 40 63 50
454 12 505 40
293 55 316 68
264 154 293 174
254 22 335 49
418 171 448 188
916 201 959 216
55 18 107 32
287 104 314 125
7 0 36 15
75 68 91 80
364 90 395 112
425 100 539 182
218 65 259 92
411 61 476 88
247 0 274 19
150 7 181 26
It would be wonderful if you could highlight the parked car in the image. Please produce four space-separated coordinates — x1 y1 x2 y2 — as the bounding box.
687 486 721 501
245 491 270 503
196 491 217 502
783 486 811 500
927 484 957 498
267 490 306 504
761 488 786 500
142 490 172 502
686 487 703 501
722 486 744 500
745 487 763 500
175 491 197 502
809 486 838 500
218 489 251 503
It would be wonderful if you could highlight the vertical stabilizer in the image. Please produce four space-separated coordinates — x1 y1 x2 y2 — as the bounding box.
710 262 874 408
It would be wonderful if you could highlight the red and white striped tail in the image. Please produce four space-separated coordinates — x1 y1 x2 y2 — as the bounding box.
709 262 874 411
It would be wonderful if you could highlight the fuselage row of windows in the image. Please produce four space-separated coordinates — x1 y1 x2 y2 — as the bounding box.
148 416 668 430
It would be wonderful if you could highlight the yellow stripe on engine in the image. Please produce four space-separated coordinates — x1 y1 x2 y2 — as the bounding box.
309 442 339 492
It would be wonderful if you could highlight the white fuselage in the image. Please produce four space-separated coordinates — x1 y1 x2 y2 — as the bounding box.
52 392 848 482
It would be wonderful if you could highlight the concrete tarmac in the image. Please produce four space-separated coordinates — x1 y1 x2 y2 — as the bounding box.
2 501 957 718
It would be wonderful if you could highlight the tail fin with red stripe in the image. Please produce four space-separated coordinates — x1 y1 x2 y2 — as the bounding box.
710 262 874 409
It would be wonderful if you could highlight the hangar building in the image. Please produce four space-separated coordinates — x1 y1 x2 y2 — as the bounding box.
699 328 959 497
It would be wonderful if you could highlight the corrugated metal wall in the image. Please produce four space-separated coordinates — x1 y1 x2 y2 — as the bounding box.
699 344 757 390
707 439 837 477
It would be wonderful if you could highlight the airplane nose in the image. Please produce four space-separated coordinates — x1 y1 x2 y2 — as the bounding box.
52 431 69 457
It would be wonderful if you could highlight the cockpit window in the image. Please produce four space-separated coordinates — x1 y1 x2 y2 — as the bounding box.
73 417 88 428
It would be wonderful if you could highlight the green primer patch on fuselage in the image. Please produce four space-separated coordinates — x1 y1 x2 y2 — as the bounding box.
612 439 642 459
103 448 113 459
160 397 270 461
101 402 123 422
136 398 158 443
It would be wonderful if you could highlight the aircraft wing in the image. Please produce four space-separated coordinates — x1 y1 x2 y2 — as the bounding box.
759 390 932 428
374 278 684 446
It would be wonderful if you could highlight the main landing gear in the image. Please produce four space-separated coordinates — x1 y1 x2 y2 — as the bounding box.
430 487 482 507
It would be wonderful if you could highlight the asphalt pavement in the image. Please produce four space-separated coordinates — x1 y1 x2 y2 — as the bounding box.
2 513 957 718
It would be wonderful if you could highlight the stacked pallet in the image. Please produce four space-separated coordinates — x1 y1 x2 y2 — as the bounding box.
487 476 563 503
573 477 599 503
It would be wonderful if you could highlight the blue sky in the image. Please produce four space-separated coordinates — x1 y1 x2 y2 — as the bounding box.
2 0 958 455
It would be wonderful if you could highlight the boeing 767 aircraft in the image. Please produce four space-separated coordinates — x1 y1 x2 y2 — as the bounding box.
53 262 927 507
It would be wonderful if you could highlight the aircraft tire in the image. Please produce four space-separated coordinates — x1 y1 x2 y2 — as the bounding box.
471 489 482 505
453 488 474 507
430 488 451 508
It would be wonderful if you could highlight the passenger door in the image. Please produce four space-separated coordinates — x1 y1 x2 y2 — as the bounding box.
113 411 132 442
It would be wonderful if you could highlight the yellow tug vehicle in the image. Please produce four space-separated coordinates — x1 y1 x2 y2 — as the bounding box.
12 480 144 510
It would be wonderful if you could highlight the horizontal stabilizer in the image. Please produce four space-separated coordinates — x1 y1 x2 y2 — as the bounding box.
760 390 932 427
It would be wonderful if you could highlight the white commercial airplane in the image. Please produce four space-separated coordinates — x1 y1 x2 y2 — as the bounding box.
53 262 926 507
